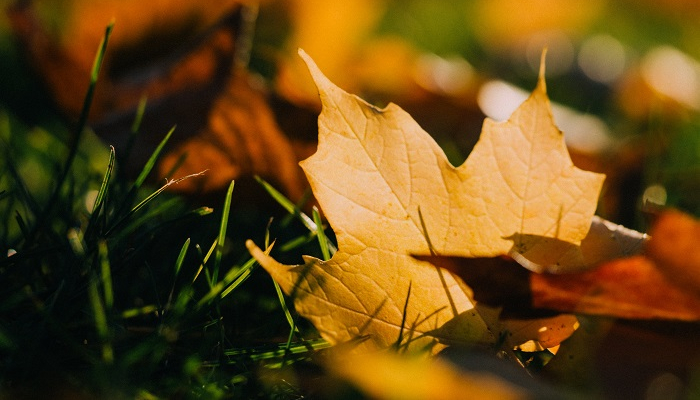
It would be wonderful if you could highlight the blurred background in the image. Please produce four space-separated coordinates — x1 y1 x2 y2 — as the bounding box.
3 0 700 228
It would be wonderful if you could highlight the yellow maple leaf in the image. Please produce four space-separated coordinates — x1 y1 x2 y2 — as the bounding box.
248 50 606 352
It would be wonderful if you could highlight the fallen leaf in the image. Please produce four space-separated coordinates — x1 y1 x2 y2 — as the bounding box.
503 316 579 350
248 50 613 352
436 252 700 321
96 69 306 198
10 2 307 198
327 350 530 400
529 255 700 320
8 0 244 120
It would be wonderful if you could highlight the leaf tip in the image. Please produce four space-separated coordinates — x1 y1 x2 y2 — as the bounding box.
298 48 325 82
297 47 309 61
537 48 548 93
246 239 277 262
246 239 263 258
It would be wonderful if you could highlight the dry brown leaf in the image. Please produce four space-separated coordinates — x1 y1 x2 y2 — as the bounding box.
247 50 614 352
455 254 698 320
529 256 700 320
541 209 700 395
431 210 700 323
541 315 700 399
104 70 306 197
502 315 578 349
8 0 243 119
10 2 307 198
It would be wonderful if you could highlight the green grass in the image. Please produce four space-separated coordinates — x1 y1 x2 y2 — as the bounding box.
0 25 334 399
0 129 334 398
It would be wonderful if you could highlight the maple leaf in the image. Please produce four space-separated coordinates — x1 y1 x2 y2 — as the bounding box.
248 50 608 352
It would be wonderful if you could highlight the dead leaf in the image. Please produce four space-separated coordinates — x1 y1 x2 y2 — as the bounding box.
439 252 700 321
247 50 611 352
96 69 306 197
504 316 579 350
8 0 244 120
530 255 700 320
10 2 307 198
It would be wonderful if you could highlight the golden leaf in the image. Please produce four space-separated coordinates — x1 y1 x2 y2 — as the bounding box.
248 50 607 352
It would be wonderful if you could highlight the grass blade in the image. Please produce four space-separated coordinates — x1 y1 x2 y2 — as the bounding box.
254 176 315 231
30 22 113 243
98 240 113 310
220 257 256 298
14 211 29 241
88 272 113 364
193 241 216 285
213 180 235 284
278 232 316 252
174 238 191 278
312 206 331 261
121 305 158 319
112 125 175 226
130 95 148 134
3 142 42 221
120 95 148 168
133 126 175 190
163 238 191 316
198 257 256 307
393 282 412 352
256 176 337 254
272 280 296 332
222 338 331 362
86 146 115 237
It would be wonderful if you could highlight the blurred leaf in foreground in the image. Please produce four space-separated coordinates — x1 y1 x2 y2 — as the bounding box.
327 350 532 400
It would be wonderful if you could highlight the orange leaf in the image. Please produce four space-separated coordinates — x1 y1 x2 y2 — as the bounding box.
646 209 700 294
531 256 700 320
446 254 700 320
